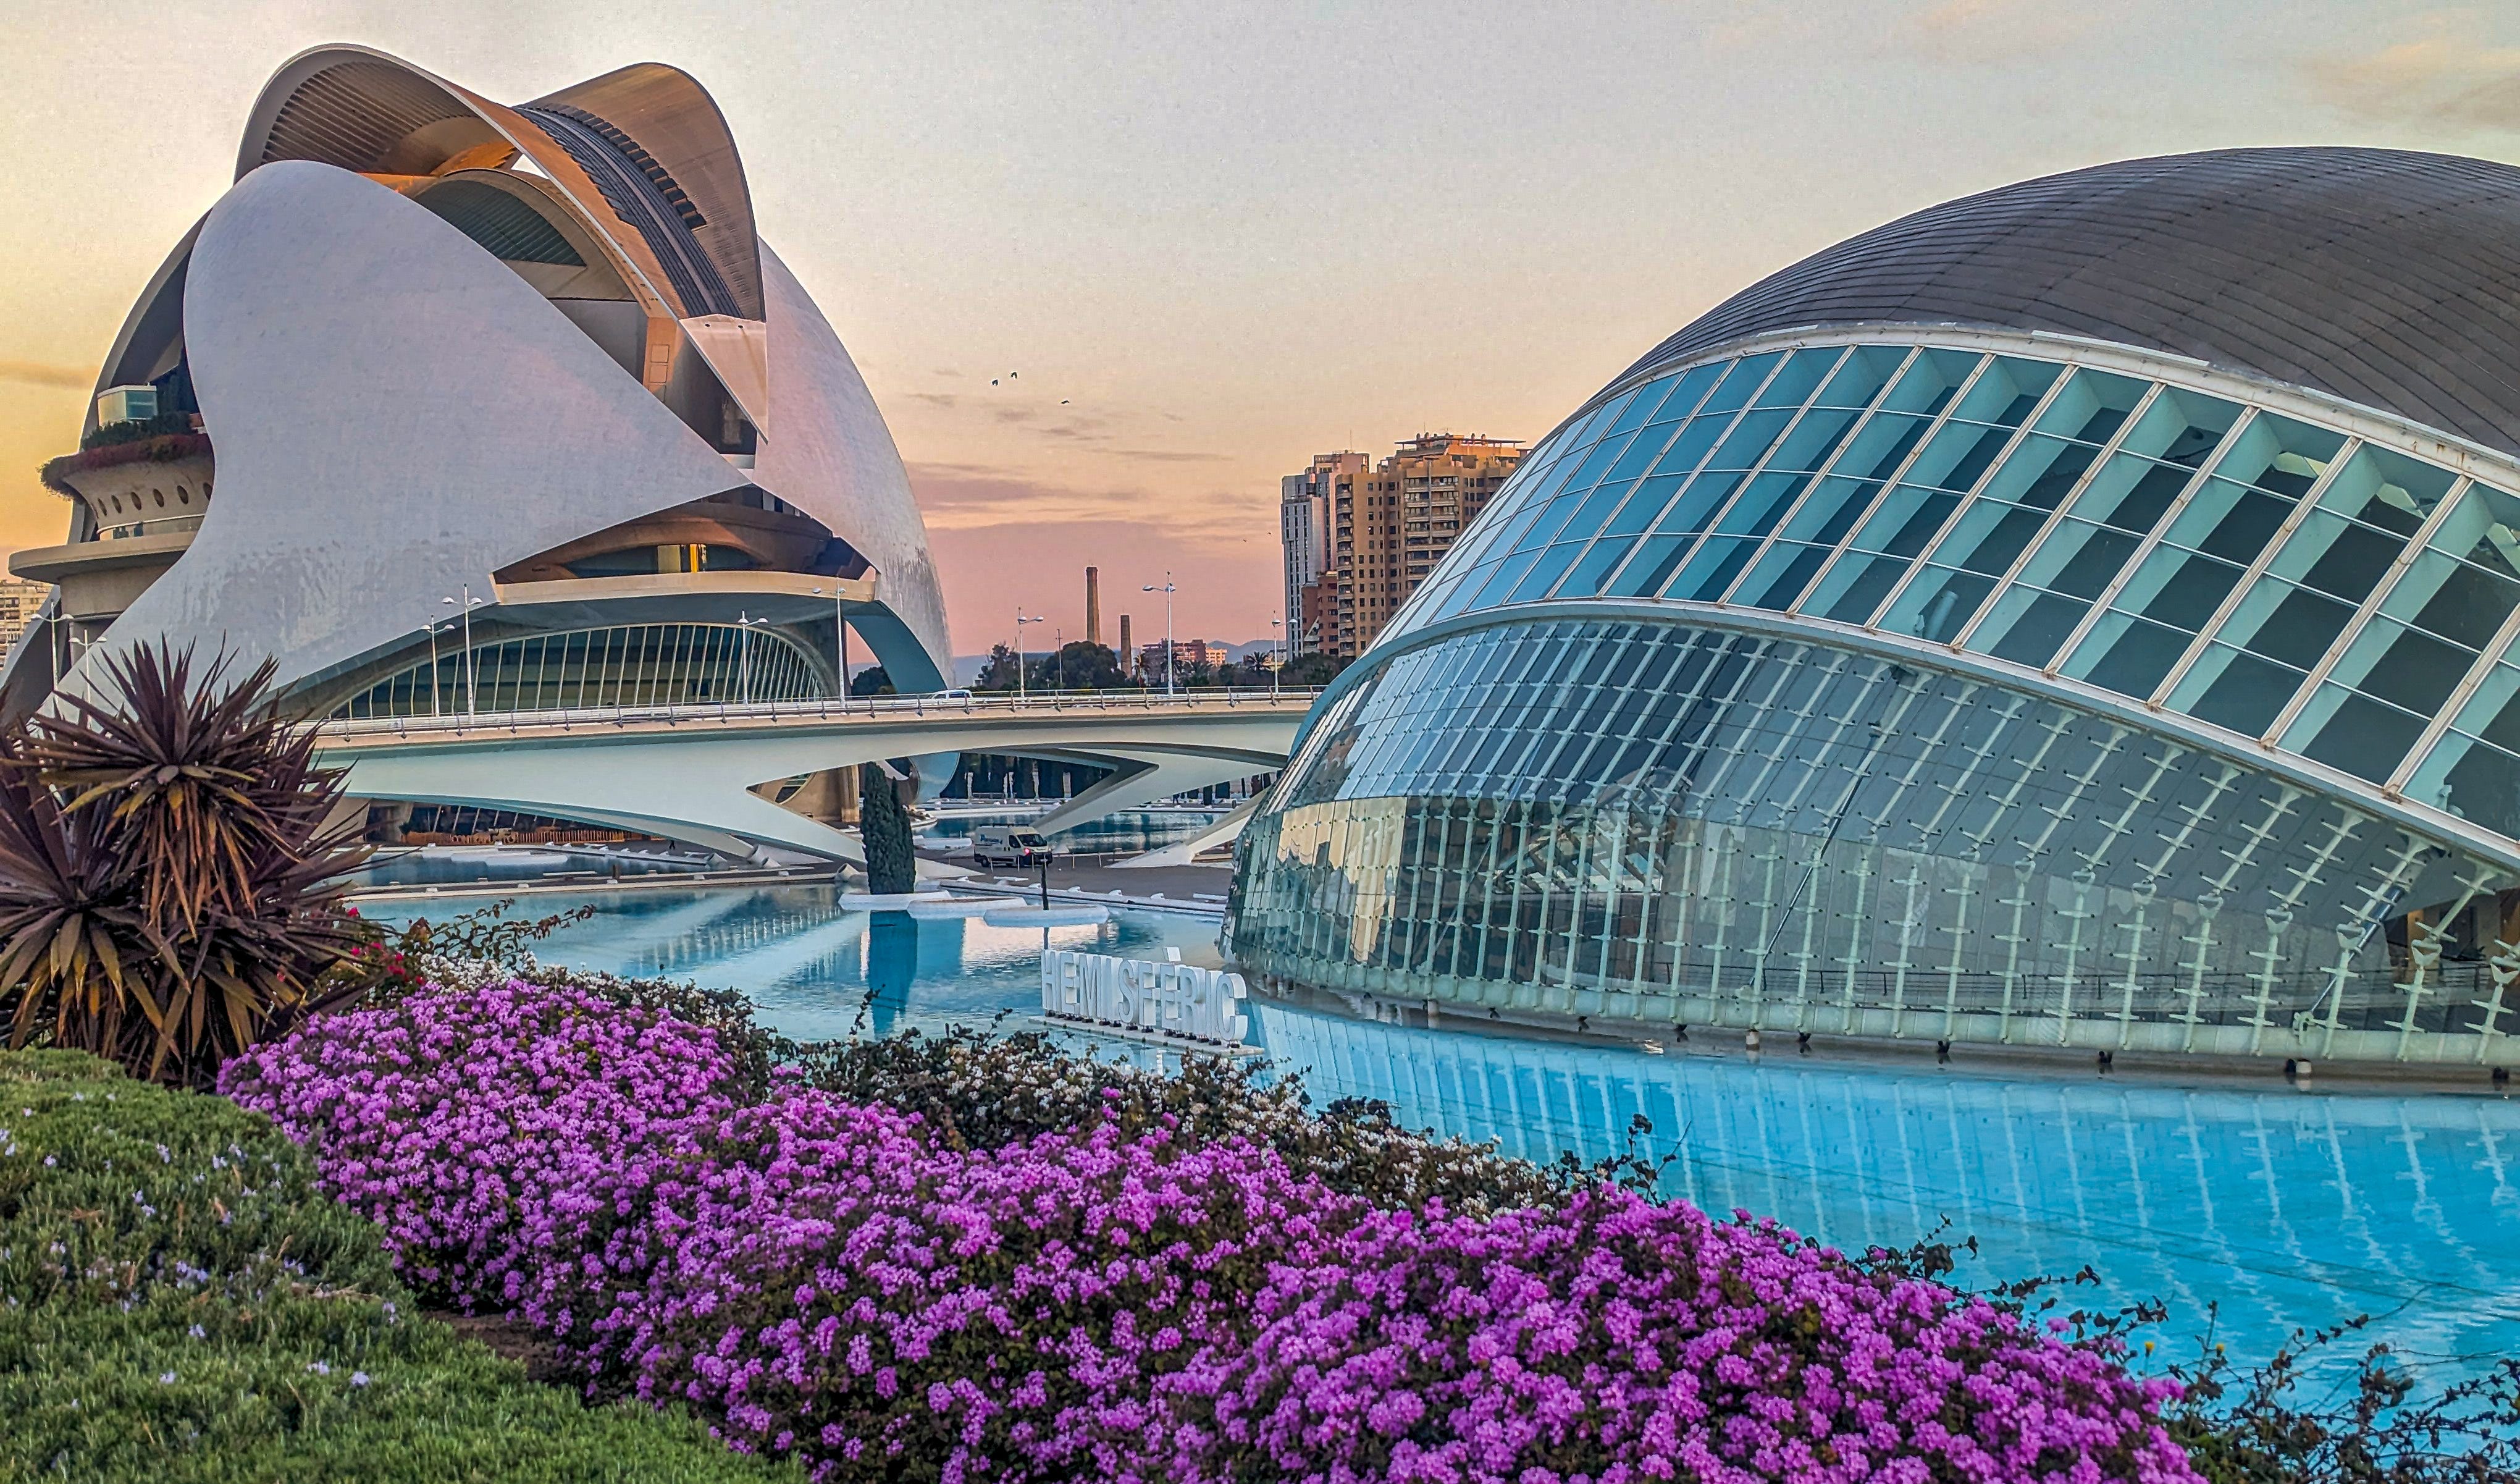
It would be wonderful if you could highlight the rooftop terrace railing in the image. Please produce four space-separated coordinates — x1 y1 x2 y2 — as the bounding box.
96 513 206 541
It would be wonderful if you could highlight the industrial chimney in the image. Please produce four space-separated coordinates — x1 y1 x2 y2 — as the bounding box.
1085 566 1102 648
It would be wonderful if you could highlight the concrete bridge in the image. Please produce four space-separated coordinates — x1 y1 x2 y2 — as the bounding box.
314 689 1316 864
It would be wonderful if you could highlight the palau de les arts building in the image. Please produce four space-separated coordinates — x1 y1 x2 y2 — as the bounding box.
6 46 951 737
1227 148 2520 1069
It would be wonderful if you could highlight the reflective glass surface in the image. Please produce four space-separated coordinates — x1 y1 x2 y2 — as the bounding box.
1384 335 2520 820
1231 615 2520 1055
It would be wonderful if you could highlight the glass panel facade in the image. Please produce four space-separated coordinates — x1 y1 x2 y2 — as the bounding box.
1230 615 2518 1050
1383 334 2518 808
328 622 826 718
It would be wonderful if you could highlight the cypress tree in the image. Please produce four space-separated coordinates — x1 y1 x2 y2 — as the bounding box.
857 761 916 893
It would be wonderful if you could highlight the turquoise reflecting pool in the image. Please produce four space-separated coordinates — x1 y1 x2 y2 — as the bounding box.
359 883 2520 1384
351 846 703 887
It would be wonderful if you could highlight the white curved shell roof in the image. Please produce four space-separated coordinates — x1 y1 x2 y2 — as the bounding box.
57 46 954 699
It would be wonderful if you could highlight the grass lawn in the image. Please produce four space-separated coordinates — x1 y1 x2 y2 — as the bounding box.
0 1048 796 1483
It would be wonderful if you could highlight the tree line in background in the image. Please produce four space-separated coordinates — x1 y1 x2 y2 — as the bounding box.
845 643 1350 698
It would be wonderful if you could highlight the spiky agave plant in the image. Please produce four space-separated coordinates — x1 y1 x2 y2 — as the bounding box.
0 642 373 1086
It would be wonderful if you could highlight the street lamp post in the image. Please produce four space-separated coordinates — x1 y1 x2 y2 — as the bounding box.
440 586 486 715
1270 612 1284 696
811 585 849 709
734 612 770 703
1140 573 1177 696
426 618 443 717
1014 610 1046 698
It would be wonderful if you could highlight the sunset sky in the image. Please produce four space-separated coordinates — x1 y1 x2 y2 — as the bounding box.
2 1 2517 652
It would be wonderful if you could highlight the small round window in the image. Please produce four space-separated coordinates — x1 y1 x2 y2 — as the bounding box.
153 489 166 508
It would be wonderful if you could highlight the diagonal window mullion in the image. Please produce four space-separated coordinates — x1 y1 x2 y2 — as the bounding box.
1785 353 1992 621
2387 592 2520 796
1862 363 2090 633
2145 438 2364 709
2261 474 2474 746
1969 387 2224 666
1700 345 1924 605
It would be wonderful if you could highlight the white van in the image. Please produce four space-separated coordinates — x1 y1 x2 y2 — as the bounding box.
970 824 1053 867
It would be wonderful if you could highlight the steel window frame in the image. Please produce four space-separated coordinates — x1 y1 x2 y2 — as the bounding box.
2260 473 2476 747
2141 437 2362 709
1696 345 1935 609
1776 354 1997 621
1849 360 2088 638
1312 596 2520 876
1961 390 2231 665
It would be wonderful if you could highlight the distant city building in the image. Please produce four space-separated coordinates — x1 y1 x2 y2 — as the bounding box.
0 578 51 662
1279 452 1363 656
1140 638 1228 677
1334 434 1523 657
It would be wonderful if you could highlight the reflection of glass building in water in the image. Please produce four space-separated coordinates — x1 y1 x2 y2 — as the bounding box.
1227 149 2520 1068
1253 1006 2520 1376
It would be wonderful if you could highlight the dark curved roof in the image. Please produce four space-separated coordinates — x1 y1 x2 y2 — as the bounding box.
1622 148 2520 459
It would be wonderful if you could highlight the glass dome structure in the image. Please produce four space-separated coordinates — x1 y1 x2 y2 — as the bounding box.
1225 148 2520 1068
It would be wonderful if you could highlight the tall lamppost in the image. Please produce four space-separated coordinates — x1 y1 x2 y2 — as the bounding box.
1140 573 1177 696
1014 610 1046 698
425 618 461 717
810 585 846 708
440 587 486 715
734 612 770 703
1270 612 1285 696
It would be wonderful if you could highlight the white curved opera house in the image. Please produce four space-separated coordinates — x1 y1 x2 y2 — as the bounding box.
9 44 951 730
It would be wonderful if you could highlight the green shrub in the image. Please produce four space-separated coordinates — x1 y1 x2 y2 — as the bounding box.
0 1048 797 1483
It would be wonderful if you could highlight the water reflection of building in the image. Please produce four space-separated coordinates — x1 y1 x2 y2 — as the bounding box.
1230 150 2520 1070
1254 1002 2520 1375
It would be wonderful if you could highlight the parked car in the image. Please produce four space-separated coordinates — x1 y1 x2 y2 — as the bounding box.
970 824 1053 867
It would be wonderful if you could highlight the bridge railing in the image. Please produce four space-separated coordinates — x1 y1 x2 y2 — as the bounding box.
318 686 1325 740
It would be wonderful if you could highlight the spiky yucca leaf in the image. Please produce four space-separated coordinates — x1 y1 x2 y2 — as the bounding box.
0 643 374 1085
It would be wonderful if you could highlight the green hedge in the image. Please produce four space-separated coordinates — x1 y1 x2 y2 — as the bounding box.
0 1050 796 1483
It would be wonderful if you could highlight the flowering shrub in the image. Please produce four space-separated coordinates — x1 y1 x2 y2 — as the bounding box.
791 1022 1580 1215
224 980 2206 1482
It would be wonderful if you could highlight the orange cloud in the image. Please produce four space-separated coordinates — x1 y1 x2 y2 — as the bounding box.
2303 12 2520 130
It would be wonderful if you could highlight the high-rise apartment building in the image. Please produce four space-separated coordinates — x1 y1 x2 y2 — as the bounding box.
1331 434 1523 657
0 578 49 664
1279 452 1363 657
